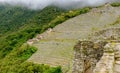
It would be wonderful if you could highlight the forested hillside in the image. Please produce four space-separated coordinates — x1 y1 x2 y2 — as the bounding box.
0 5 35 34
0 5 65 73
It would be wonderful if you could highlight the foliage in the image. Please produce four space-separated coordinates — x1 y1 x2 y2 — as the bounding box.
111 2 120 7
40 7 91 33
0 5 65 73
0 5 65 58
0 5 37 34
0 44 62 73
48 7 91 28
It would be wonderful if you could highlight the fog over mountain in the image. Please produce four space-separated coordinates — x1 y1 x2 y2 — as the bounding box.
0 0 119 9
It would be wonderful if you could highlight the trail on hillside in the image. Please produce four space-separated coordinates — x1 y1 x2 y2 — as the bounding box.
27 5 120 73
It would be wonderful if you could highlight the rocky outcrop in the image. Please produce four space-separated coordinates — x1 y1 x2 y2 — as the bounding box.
93 43 115 73
73 28 120 73
93 42 120 73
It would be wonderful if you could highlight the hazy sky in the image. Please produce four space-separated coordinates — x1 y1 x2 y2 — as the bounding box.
0 0 119 9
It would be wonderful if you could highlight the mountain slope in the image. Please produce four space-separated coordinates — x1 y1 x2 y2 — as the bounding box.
0 5 36 34
28 4 120 73
0 5 65 58
0 4 90 73
0 5 66 73
0 2 120 73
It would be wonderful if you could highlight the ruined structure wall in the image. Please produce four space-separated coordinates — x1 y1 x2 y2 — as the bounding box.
73 28 120 73
73 41 106 73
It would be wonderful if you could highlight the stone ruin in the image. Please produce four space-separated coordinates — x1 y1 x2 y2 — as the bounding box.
27 38 39 45
72 28 120 73
73 40 106 73
46 28 53 34
27 28 53 45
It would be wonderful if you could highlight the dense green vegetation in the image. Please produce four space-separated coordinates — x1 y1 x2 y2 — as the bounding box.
48 7 91 28
0 5 36 34
0 5 65 58
0 5 65 73
111 2 120 7
0 44 61 73
0 4 91 73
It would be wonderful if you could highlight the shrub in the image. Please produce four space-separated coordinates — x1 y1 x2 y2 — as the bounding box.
111 2 120 7
49 7 91 28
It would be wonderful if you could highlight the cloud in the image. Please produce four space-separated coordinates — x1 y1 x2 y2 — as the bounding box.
0 0 120 10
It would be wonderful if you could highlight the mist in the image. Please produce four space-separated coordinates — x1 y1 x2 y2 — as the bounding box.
0 0 120 10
